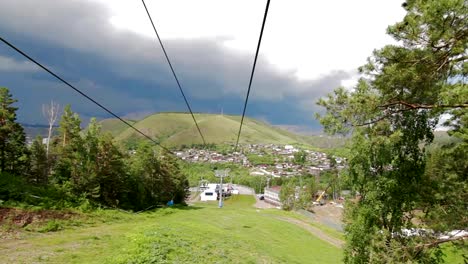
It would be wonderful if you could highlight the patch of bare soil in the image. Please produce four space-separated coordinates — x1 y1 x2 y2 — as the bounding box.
0 207 77 239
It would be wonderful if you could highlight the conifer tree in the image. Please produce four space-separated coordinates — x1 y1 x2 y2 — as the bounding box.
0 87 28 174
316 0 467 262
53 105 83 184
95 133 126 207
29 136 48 184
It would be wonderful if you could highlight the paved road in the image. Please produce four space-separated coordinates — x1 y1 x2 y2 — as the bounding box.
232 184 255 195
190 184 276 208
191 185 255 195
230 184 277 209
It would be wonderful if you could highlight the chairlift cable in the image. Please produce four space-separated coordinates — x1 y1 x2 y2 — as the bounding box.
234 0 271 152
141 0 207 146
0 36 174 155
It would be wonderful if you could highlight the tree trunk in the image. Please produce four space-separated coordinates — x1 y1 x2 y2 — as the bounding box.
46 123 53 157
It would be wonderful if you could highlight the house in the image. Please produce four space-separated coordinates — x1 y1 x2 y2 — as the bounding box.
264 186 282 206
200 183 219 202
199 184 220 201
200 189 217 201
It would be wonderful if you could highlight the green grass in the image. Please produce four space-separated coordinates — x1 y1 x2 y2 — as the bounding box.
0 195 343 263
2 195 464 263
99 118 136 136
441 243 468 264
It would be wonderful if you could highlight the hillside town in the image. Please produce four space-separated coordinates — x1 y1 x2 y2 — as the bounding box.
175 144 345 178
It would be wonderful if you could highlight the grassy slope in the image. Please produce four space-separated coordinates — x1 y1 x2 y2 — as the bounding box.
108 113 313 147
0 196 343 263
1 196 464 263
99 113 452 150
98 118 136 137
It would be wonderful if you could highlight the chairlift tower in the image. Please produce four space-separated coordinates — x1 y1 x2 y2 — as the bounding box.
215 169 230 208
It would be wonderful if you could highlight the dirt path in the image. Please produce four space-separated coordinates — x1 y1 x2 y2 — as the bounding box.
187 191 201 204
275 216 344 248
254 196 276 209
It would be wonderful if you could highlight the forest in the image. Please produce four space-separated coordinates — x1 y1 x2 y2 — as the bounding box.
0 89 189 211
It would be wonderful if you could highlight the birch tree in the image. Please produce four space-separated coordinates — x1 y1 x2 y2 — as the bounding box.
42 100 60 157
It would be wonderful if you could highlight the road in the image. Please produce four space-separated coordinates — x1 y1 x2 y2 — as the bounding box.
232 184 255 195
190 184 254 195
190 184 276 208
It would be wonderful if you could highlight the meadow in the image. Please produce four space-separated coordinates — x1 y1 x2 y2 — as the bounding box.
0 195 343 263
1 195 465 263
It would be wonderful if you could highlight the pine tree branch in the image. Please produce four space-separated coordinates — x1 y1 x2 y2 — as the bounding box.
379 101 468 109
414 234 468 250
354 100 467 126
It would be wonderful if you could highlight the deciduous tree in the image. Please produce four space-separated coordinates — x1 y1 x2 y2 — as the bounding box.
42 100 60 157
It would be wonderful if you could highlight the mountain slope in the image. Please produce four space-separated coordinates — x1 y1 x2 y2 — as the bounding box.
100 112 313 147
99 118 137 137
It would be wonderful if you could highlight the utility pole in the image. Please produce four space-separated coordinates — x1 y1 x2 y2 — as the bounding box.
215 169 230 208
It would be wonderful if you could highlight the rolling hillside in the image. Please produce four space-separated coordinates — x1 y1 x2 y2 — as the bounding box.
99 112 316 148
99 118 137 137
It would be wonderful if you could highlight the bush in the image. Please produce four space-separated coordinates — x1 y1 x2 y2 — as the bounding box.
38 220 63 232
0 173 29 201
0 172 90 210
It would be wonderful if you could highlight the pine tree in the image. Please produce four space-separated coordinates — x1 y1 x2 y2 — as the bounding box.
58 105 81 148
29 136 48 184
0 87 28 174
95 133 126 207
316 0 467 262
159 149 189 204
128 142 162 208
72 118 100 197
53 105 83 184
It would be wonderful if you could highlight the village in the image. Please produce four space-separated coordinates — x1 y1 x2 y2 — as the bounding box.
175 143 345 178
177 144 347 207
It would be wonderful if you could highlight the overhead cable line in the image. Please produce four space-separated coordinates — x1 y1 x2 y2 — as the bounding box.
0 36 174 154
234 0 271 152
141 0 207 146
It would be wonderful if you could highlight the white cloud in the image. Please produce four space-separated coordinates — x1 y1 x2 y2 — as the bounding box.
101 0 406 80
0 56 38 72
0 0 408 126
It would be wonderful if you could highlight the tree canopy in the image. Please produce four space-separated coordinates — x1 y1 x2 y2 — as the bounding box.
0 91 190 211
0 87 28 173
316 0 467 263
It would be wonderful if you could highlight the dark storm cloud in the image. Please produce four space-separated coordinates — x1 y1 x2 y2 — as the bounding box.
0 0 351 129
0 56 39 72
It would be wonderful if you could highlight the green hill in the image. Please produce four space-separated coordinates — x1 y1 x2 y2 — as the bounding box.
99 118 137 137
99 112 315 148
